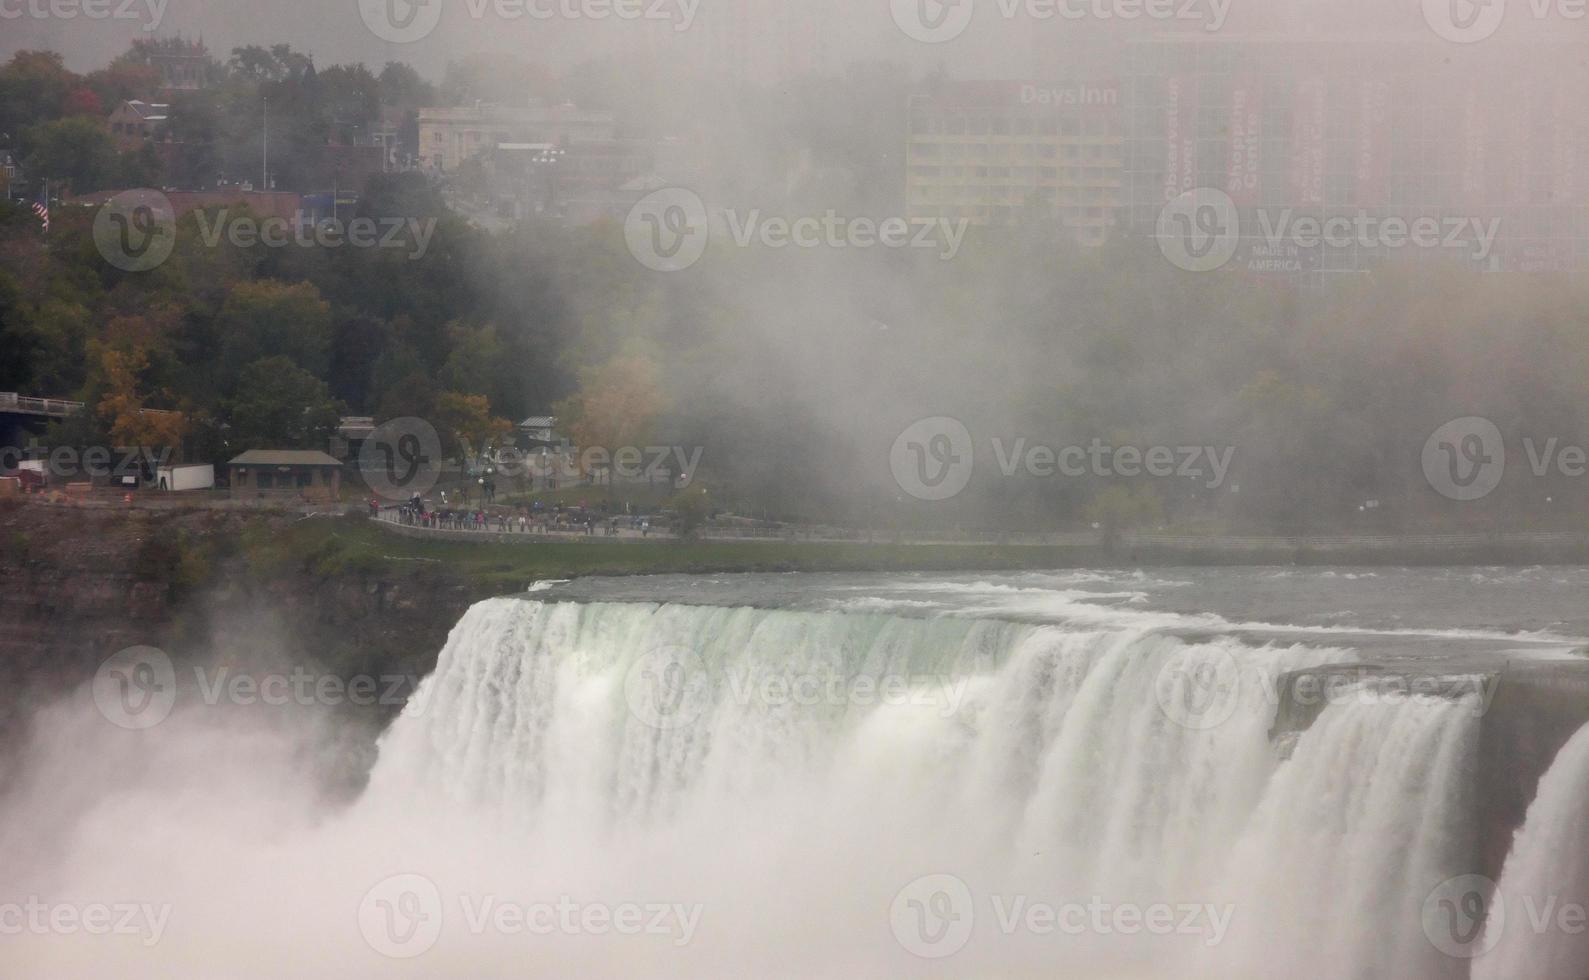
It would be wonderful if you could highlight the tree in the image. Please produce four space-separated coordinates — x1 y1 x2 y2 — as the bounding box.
0 270 35 390
553 352 665 480
665 486 713 538
217 280 333 385
1085 485 1164 551
439 54 551 108
329 314 392 411
434 391 513 460
21 118 120 195
0 51 77 139
228 356 342 449
318 64 381 144
228 45 311 83
95 344 190 450
378 62 435 109
86 60 162 107
440 322 520 415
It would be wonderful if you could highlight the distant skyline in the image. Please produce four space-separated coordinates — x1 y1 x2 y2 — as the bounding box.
13 0 1579 83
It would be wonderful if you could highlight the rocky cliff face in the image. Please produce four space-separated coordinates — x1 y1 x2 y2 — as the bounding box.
0 501 482 763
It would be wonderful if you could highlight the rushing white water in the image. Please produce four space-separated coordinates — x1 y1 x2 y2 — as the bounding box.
1205 686 1482 980
362 596 1498 978
1475 721 1589 980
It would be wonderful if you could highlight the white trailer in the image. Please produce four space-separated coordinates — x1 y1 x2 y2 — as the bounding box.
157 464 215 492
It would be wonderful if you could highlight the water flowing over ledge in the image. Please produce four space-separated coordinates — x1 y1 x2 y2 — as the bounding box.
364 595 1533 978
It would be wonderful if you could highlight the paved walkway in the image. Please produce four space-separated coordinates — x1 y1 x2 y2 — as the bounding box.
370 512 1589 554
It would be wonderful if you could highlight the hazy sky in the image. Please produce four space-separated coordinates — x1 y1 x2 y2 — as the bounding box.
10 0 1575 81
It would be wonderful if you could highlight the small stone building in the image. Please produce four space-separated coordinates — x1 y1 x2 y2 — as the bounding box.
227 450 344 501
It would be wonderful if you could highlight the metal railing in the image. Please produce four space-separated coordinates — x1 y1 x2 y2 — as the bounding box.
0 392 86 417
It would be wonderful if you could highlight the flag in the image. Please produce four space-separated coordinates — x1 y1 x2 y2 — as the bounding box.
31 182 48 234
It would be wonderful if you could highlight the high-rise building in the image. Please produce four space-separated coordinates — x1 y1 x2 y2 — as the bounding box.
906 80 1125 246
1122 34 1589 279
417 103 618 172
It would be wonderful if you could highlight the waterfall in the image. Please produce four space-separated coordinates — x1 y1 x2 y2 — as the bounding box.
1474 721 1589 980
1203 685 1483 980
364 596 1497 978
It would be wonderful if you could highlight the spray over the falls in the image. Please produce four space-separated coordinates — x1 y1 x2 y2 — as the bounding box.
364 596 1499 978
1475 720 1589 980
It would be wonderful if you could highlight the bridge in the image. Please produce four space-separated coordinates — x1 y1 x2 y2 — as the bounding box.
0 392 86 419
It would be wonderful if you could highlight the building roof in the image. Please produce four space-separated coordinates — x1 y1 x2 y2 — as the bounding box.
228 450 344 467
519 416 557 429
70 189 306 223
121 100 171 121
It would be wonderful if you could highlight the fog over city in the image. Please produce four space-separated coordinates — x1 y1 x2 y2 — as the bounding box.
3 1 1589 979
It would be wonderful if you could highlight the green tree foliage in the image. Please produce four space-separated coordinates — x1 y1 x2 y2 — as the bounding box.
217 280 333 385
228 356 342 449
21 118 123 194
0 51 76 140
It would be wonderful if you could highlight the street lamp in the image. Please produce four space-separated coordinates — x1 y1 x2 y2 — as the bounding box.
531 147 565 216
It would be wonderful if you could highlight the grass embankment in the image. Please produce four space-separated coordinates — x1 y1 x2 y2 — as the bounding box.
275 515 1103 592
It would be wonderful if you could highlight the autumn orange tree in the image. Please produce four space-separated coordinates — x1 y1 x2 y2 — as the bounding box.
434 391 513 462
553 352 666 484
94 343 190 450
